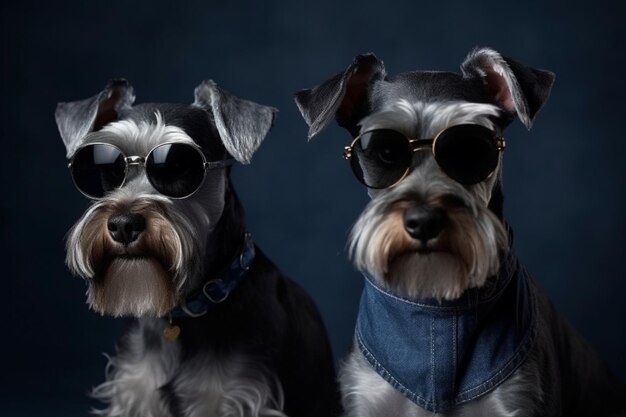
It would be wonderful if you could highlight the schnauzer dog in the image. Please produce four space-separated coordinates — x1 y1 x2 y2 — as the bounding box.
56 79 339 417
295 48 626 416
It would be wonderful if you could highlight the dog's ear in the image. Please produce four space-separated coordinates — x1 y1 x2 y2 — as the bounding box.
461 47 555 129
193 80 277 165
55 79 135 157
295 53 386 139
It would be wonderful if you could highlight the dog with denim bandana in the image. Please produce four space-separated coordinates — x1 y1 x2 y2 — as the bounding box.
295 48 626 416
56 79 340 417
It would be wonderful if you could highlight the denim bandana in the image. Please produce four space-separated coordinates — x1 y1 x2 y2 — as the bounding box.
356 251 536 413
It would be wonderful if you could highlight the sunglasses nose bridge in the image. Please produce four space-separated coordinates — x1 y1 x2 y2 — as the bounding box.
410 138 435 153
121 156 148 187
408 139 435 172
126 155 146 166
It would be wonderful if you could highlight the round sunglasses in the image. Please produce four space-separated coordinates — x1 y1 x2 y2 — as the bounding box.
68 142 234 199
342 124 505 189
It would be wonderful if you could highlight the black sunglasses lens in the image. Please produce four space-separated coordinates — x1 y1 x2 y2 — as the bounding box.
434 125 499 185
351 129 412 188
71 144 126 198
146 143 205 198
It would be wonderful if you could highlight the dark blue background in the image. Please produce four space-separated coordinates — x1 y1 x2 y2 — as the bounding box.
1 1 625 415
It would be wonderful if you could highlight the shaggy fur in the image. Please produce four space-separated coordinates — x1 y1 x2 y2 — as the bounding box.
58 80 340 417
295 48 626 416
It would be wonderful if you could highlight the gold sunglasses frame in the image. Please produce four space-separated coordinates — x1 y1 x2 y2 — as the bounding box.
342 125 506 189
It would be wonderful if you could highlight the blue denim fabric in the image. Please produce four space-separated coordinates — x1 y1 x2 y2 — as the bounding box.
356 251 536 412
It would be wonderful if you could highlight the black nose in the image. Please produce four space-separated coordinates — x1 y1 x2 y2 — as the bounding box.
403 206 447 243
107 212 146 244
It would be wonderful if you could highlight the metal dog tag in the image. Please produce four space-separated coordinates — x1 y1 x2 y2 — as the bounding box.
163 324 181 341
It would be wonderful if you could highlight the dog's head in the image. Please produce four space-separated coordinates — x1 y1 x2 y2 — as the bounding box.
295 47 554 300
56 79 276 317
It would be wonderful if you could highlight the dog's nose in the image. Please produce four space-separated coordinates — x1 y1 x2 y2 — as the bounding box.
107 212 146 244
403 206 447 243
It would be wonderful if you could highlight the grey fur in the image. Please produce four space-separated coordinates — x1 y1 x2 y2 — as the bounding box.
295 47 554 137
339 340 542 417
56 79 135 157
92 318 285 417
57 79 277 164
64 115 285 415
350 100 508 299
193 80 278 164
295 53 386 138
59 81 339 417
64 117 223 314
460 47 555 129
295 48 626 416
349 167 507 300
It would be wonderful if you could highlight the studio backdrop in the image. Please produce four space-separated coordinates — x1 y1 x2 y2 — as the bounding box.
1 1 624 415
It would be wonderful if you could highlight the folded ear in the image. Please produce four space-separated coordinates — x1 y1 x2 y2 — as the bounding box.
55 79 135 157
193 80 277 164
295 53 386 139
461 47 555 129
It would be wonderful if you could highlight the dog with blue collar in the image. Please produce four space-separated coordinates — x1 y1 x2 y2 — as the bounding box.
295 47 626 416
57 80 341 417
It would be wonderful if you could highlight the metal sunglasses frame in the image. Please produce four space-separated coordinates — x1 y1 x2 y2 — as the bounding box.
68 141 235 199
342 124 506 189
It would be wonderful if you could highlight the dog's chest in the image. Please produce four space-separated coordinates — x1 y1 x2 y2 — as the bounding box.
94 319 284 417
340 349 539 417
167 350 283 417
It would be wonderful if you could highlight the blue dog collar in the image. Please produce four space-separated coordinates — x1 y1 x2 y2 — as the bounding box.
170 233 255 318
356 251 536 413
